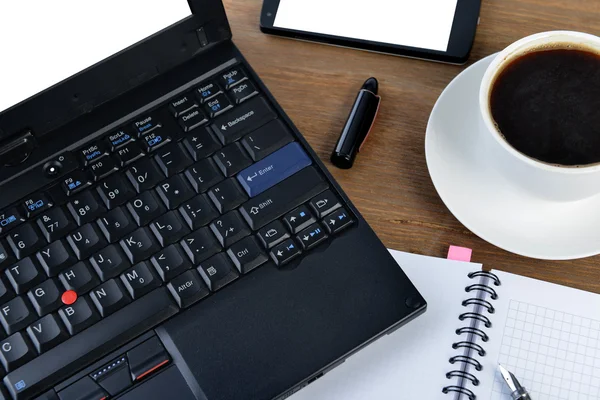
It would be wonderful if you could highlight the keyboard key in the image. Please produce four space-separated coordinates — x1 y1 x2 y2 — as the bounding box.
169 93 197 117
219 67 248 89
27 279 62 316
0 207 25 234
208 179 248 213
36 207 76 243
7 224 45 259
241 120 294 162
0 241 16 271
58 297 100 335
140 131 170 152
150 245 191 282
323 208 354 235
237 142 311 197
127 336 170 382
21 193 52 218
115 141 144 167
196 80 221 103
197 253 238 291
166 270 209 308
180 228 221 264
226 236 268 274
120 228 160 264
150 211 190 246
211 97 277 144
78 142 108 166
229 80 258 104
67 190 106 226
6 257 44 294
204 92 232 118
132 114 161 137
0 278 13 305
0 296 36 335
209 211 250 248
61 170 91 196
155 175 195 210
270 239 301 267
90 245 130 281
239 167 328 230
36 240 75 277
296 223 328 250
182 130 222 161
106 129 134 150
59 262 99 293
4 288 178 400
26 314 68 354
127 191 165 226
67 224 106 260
97 207 136 243
179 195 218 230
0 332 35 371
154 142 193 177
309 189 342 218
257 221 290 249
213 142 252 177
96 174 136 209
284 205 315 234
178 107 207 132
92 357 131 396
184 159 223 193
90 279 131 317
120 262 160 299
88 156 118 181
126 158 165 193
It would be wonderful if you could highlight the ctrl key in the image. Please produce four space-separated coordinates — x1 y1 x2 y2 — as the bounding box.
166 270 209 308
270 239 301 267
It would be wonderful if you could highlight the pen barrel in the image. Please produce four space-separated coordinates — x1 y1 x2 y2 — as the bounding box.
331 89 380 169
511 388 532 400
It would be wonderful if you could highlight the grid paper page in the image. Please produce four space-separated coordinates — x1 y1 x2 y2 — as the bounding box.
490 300 600 400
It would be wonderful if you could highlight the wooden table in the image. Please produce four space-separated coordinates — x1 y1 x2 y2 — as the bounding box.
223 0 600 293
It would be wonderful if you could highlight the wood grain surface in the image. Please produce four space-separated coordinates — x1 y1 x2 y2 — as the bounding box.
223 0 600 293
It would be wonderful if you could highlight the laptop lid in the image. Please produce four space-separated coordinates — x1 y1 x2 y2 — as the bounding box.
0 0 231 146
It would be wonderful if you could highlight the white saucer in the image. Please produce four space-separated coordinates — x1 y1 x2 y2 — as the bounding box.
425 54 600 260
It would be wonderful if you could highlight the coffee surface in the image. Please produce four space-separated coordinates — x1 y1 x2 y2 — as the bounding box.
490 48 600 166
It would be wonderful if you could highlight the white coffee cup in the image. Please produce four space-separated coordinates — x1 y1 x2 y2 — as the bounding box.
479 31 600 202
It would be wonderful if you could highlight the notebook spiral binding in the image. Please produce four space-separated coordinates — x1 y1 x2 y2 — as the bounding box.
442 271 501 400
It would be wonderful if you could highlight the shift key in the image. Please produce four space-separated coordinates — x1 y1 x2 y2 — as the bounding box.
239 167 327 230
211 97 276 144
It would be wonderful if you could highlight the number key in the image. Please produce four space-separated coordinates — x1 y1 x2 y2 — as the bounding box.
7 224 45 259
36 207 76 242
67 190 106 226
96 174 136 209
127 192 165 226
126 158 164 193
97 207 136 243
120 261 160 299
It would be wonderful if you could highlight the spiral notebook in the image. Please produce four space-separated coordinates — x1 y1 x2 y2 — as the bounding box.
290 250 600 400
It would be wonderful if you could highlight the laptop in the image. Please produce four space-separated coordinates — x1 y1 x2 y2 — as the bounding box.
0 1 426 399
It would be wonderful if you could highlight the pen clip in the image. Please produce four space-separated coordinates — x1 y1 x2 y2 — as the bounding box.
359 94 381 152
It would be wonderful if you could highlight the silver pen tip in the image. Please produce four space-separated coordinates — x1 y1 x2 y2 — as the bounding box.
498 364 518 392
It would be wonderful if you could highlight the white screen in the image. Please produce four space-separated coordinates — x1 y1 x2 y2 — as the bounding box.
0 1 191 113
274 0 458 53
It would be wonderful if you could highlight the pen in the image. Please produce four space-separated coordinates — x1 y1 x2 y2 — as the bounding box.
330 77 381 169
499 364 532 400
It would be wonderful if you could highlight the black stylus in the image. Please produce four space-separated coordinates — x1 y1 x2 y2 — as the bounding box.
331 77 381 169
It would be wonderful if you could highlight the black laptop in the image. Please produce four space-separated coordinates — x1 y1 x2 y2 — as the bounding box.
0 1 426 399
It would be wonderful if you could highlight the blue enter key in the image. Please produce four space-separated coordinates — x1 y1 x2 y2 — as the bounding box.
237 142 311 197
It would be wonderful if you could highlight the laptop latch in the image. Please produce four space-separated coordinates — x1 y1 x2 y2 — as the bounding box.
0 131 37 166
196 27 209 47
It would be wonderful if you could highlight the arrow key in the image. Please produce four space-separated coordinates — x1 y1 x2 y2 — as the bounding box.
283 205 315 234
296 223 328 250
270 239 301 267
323 208 354 235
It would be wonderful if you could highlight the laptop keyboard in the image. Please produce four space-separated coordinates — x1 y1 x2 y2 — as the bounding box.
0 65 354 399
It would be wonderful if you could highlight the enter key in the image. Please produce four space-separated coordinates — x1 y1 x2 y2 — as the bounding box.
237 142 311 197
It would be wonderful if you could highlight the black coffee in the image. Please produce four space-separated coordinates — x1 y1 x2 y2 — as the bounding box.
490 47 600 166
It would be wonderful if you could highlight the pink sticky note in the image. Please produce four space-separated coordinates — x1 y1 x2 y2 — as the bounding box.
447 246 472 262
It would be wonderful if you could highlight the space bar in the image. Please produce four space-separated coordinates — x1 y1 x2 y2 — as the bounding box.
4 288 179 400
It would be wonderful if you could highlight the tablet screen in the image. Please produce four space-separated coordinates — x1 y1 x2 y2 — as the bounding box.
273 0 459 53
0 0 191 113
